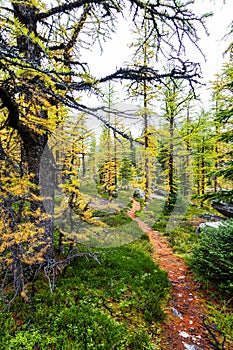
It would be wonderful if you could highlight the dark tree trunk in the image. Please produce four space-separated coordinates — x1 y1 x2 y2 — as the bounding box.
0 142 7 160
8 3 55 261
113 130 118 187
196 151 201 196
82 153 86 177
166 115 176 211
130 138 136 167
214 140 218 193
183 107 191 197
20 127 55 260
201 142 205 197
143 80 149 202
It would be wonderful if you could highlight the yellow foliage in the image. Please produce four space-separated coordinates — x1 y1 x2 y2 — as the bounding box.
0 165 48 269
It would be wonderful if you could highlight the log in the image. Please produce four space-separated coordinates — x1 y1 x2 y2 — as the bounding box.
212 201 233 218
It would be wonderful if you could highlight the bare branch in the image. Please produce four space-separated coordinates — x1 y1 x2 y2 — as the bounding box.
37 0 121 21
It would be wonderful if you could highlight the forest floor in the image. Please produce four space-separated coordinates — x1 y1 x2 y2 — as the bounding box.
128 199 233 350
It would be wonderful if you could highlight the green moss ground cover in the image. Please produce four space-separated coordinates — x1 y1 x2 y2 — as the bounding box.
0 237 169 349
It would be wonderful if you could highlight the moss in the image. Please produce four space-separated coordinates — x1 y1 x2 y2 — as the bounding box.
0 238 169 349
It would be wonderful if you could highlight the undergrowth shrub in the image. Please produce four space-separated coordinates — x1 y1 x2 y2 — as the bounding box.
99 213 132 226
188 219 233 294
163 221 198 256
0 238 169 349
153 217 198 256
206 301 233 348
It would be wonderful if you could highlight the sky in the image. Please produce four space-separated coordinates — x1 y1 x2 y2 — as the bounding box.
82 0 232 94
80 0 233 135
192 0 232 81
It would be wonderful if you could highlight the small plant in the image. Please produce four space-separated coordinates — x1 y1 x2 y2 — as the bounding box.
163 221 198 256
100 213 132 226
203 302 233 350
203 315 233 350
138 197 164 225
152 216 168 232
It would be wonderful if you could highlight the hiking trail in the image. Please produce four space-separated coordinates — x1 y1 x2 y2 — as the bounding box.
128 199 230 350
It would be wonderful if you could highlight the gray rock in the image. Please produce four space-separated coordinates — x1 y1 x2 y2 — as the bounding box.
179 331 190 338
183 342 201 350
196 221 223 234
172 307 183 318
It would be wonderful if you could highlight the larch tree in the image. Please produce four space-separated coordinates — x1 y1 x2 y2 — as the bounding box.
158 78 195 214
210 64 233 203
205 16 233 210
190 108 221 208
126 7 159 201
0 0 207 298
97 81 120 198
87 133 98 184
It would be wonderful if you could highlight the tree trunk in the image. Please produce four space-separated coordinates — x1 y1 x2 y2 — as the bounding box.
201 144 205 196
183 107 191 197
13 3 55 261
197 160 200 196
0 142 7 160
144 81 149 202
167 115 176 211
82 153 86 177
21 128 55 260
113 130 118 188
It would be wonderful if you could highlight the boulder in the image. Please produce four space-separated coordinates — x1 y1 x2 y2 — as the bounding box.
196 221 223 234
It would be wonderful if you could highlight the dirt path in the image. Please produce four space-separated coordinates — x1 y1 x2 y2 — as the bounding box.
128 200 217 350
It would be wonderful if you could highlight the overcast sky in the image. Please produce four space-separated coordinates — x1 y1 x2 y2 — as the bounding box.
193 0 232 81
82 0 232 85
81 0 232 133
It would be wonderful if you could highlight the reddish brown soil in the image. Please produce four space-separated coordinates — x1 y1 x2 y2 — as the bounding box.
128 200 232 350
